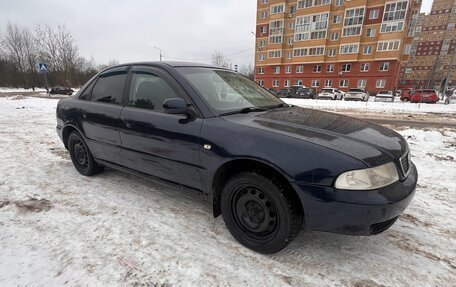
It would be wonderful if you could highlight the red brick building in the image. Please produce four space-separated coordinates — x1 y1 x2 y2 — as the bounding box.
254 0 422 93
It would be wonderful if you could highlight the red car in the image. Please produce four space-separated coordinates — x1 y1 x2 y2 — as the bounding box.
400 88 414 102
410 89 439 103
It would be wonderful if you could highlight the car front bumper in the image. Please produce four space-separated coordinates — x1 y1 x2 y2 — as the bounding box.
291 162 417 235
345 94 364 100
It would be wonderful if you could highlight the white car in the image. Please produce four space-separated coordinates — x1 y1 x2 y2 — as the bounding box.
345 88 369 101
375 90 394 102
317 88 343 100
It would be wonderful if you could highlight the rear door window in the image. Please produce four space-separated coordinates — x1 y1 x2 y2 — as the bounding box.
128 70 182 112
91 68 128 104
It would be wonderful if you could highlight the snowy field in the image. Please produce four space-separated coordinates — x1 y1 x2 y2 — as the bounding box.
283 98 456 114
0 97 455 287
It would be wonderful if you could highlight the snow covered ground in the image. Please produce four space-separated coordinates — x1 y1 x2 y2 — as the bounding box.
0 97 455 287
283 98 456 114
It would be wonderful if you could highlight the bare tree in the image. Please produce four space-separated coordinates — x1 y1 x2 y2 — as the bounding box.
211 51 230 68
239 63 254 80
3 22 28 87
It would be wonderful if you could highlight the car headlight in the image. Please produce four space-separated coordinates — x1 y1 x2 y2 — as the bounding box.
334 162 399 190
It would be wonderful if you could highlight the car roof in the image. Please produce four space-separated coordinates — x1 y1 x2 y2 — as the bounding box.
100 61 223 74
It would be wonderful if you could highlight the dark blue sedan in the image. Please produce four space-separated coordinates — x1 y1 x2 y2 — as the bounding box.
56 62 417 254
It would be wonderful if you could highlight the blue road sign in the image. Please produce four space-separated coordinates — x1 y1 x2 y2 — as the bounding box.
39 63 48 73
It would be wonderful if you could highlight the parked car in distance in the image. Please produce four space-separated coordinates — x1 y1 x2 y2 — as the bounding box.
345 88 369 101
277 88 294 98
317 88 343 100
50 87 74 95
266 88 278 96
445 91 456 104
56 61 417 254
400 89 414 102
410 89 439 103
294 87 317 99
375 90 394 102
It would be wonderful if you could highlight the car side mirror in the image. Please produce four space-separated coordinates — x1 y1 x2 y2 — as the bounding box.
163 98 187 114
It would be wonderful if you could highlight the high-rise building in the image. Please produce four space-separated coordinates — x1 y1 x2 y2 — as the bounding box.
254 0 422 92
401 0 456 90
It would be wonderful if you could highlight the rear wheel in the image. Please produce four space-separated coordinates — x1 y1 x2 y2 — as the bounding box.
68 132 104 176
221 171 303 254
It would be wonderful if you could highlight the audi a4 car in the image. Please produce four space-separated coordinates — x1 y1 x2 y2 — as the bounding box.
56 62 418 254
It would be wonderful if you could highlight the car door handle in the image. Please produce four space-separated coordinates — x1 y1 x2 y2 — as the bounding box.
82 113 87 119
124 121 132 128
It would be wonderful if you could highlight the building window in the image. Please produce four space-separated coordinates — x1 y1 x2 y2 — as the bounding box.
340 43 359 54
285 66 292 74
343 7 365 36
296 80 303 85
376 79 386 88
273 66 281 74
383 1 408 21
258 80 264 86
324 79 332 87
258 67 265 74
335 0 344 7
379 62 390 71
328 48 336 57
270 4 285 15
341 64 351 72
366 28 376 37
261 0 268 4
358 79 367 88
296 65 304 73
284 80 290 87
327 64 334 72
295 13 329 41
272 80 280 87
269 20 284 43
313 65 322 73
290 5 296 14
261 11 268 19
259 54 265 61
377 40 400 51
333 15 341 24
381 22 404 33
293 46 325 57
287 52 293 59
339 80 349 87
259 39 267 48
268 50 282 58
360 63 369 72
404 44 412 54
331 32 339 41
363 46 373 54
297 0 331 9
311 80 320 87
369 9 379 19
260 26 267 34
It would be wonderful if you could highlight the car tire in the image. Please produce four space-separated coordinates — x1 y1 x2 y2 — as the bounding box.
401 98 409 102
68 131 104 176
221 171 303 254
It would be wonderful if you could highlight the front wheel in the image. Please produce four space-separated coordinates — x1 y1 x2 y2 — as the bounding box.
68 132 104 176
221 171 303 254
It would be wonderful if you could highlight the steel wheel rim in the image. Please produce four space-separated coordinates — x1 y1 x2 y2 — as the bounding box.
231 185 279 240
73 138 88 168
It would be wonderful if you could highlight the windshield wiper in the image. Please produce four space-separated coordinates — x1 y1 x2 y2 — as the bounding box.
263 103 288 110
220 107 267 116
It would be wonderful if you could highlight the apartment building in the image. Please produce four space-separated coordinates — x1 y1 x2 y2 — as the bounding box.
401 0 456 90
254 0 421 92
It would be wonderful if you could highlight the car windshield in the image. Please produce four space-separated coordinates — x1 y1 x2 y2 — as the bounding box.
300 88 313 92
349 88 363 92
321 88 333 93
178 67 283 113
378 91 391 94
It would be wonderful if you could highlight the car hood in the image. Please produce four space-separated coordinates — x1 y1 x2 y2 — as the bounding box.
221 106 407 166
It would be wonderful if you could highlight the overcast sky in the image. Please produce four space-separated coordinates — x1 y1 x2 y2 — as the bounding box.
0 0 434 66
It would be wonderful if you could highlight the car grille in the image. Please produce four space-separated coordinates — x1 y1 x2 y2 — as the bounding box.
369 216 398 235
399 151 411 177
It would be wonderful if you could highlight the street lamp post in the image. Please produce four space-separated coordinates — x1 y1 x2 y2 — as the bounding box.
154 46 162 62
